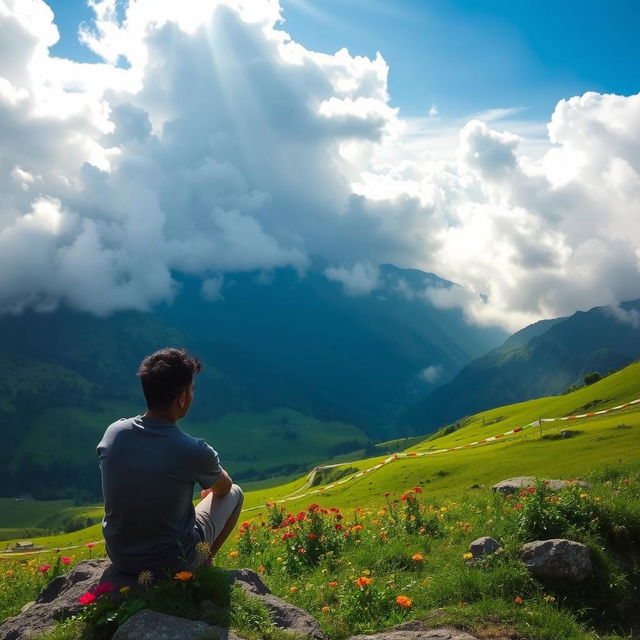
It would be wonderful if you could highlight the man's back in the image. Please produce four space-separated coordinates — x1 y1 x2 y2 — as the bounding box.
98 414 221 575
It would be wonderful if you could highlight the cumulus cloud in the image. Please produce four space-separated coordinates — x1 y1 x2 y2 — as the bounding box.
325 262 380 296
0 0 638 330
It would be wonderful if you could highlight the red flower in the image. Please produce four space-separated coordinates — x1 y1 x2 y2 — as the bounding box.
241 521 251 528
307 503 319 512
85 542 96 549
92 582 115 596
528 487 536 494
513 503 524 510
60 557 72 565
307 533 318 539
514 596 523 604
39 565 51 573
335 524 343 531
78 592 96 606
297 547 306 554
413 487 423 493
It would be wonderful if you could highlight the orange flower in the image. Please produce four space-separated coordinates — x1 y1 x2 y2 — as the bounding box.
258 565 266 573
514 596 523 604
328 581 338 588
321 606 331 612
396 595 412 608
355 576 372 588
411 553 424 562
229 550 239 558
174 571 193 581
289 586 299 593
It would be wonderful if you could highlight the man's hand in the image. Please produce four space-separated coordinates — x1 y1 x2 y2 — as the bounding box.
200 468 233 499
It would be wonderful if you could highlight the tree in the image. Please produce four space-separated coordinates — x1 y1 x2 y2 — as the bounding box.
583 371 602 386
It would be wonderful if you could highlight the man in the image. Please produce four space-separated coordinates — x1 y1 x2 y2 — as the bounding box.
97 348 243 576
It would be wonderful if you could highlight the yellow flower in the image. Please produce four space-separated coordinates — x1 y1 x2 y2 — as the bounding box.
119 586 130 594
229 550 239 558
289 586 299 593
462 552 473 560
276 557 283 562
362 569 371 575
174 571 193 581
580 493 589 499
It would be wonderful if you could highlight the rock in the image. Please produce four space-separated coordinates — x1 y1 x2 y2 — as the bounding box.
469 536 500 558
0 558 137 640
492 477 588 494
231 568 326 639
112 608 246 640
18 604 33 615
349 621 479 639
521 539 592 581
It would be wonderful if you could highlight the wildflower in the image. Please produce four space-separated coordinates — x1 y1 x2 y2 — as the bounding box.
580 493 589 499
396 595 412 608
174 571 193 581
5 570 14 578
276 557 283 562
85 542 96 549
335 524 343 531
297 547 306 554
119 586 130 594
462 552 473 560
412 553 424 562
544 595 556 603
60 557 72 565
241 521 251 528
514 596 523 604
362 569 371 575
258 565 266 573
413 487 423 493
289 586 299 593
352 524 362 532
355 576 372 588
229 550 239 558
39 565 51 573
328 581 338 588
513 503 523 510
78 592 96 606
137 570 154 586
195 541 210 556
321 606 330 612
307 533 318 539
92 582 115 595
308 503 320 512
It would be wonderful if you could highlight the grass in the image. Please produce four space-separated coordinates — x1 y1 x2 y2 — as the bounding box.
1 361 640 638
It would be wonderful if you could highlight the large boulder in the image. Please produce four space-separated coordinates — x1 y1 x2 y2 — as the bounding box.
112 609 245 640
0 558 134 640
492 477 588 494
349 620 479 639
521 539 592 581
230 569 327 639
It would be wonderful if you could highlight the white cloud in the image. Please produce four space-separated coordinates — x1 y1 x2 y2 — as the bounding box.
324 262 380 296
0 1 638 330
419 364 443 383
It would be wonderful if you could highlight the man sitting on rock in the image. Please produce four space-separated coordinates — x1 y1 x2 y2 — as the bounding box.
97 348 243 576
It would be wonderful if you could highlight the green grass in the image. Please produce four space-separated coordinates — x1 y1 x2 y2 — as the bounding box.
2 361 640 639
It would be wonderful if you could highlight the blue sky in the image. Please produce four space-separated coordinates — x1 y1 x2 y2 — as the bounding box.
47 0 640 121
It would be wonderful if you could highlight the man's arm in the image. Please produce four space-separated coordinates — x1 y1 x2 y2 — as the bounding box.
200 468 232 499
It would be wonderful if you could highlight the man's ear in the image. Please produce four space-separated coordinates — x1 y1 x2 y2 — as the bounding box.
177 390 187 409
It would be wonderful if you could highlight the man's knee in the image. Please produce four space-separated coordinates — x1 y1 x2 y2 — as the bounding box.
230 483 244 508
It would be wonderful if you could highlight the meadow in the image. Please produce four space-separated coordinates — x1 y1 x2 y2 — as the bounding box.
1 362 639 639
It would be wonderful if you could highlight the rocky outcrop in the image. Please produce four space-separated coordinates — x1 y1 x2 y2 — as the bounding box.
350 620 479 639
112 609 244 640
230 569 326 639
521 539 592 581
492 477 588 494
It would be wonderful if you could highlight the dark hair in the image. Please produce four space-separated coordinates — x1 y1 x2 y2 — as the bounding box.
137 348 202 410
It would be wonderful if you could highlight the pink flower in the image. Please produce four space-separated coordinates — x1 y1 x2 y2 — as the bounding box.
39 565 51 573
60 557 72 565
78 592 96 606
85 542 96 549
92 582 115 596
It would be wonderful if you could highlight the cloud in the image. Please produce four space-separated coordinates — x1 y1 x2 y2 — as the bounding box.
0 1 638 330
324 262 380 296
604 304 640 328
419 364 443 383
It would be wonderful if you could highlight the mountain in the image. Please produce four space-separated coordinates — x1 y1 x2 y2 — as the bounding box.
0 264 505 499
398 299 640 433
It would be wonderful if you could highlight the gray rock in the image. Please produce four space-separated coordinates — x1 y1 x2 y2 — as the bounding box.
469 536 500 558
231 569 326 639
0 558 135 640
492 477 588 494
18 604 33 615
112 608 245 640
349 621 479 639
521 539 592 581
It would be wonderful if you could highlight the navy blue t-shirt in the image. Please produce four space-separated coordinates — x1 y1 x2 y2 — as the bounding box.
97 415 221 575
